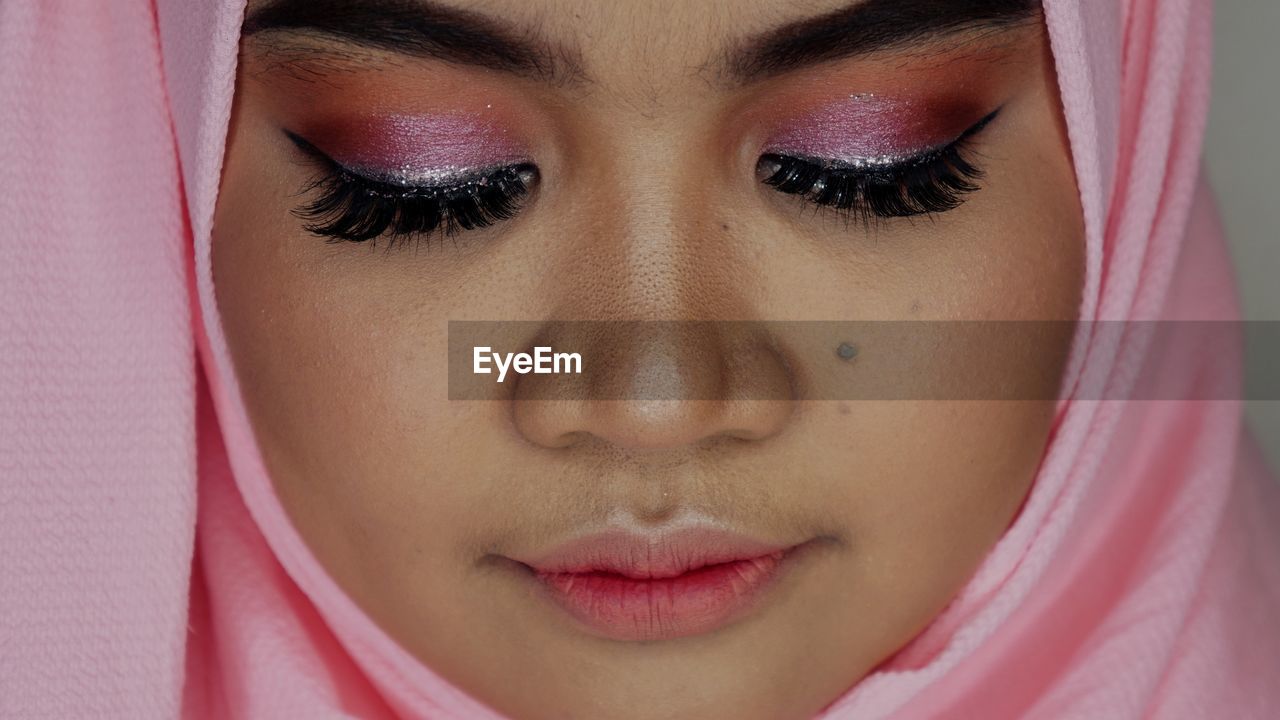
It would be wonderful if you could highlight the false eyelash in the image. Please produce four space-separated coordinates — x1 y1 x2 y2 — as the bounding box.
286 132 537 245
759 109 1000 222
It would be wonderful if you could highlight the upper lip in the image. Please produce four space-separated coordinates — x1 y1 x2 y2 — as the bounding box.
513 525 794 580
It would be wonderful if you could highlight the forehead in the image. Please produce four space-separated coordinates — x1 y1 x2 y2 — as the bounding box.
442 0 857 46
239 0 1021 70
241 0 1042 112
242 0 854 44
241 0 843 86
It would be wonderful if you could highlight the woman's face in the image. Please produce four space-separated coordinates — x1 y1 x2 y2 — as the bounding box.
212 0 1083 717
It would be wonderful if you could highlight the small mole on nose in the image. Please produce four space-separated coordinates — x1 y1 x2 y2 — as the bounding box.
837 342 858 360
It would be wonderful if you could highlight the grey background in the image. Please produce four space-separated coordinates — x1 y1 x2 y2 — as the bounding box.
1208 4 1280 471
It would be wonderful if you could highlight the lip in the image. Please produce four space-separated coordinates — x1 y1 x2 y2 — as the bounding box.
512 527 804 642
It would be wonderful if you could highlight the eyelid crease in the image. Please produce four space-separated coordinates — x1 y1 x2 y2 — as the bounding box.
283 130 527 189
767 106 1003 172
758 107 1002 221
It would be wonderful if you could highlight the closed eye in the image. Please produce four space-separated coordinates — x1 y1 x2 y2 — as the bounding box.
286 131 539 247
759 108 1000 222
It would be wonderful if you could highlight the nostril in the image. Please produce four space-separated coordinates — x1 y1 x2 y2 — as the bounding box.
508 321 797 452
509 399 592 449
514 398 792 452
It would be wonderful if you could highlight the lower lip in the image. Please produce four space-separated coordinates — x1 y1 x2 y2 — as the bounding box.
531 551 790 642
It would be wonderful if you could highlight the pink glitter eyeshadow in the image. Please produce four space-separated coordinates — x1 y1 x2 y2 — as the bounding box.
304 113 528 185
764 94 974 168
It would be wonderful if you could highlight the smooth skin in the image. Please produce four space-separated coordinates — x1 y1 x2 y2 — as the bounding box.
212 1 1084 717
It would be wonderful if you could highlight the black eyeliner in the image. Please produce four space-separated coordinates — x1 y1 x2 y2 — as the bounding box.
283 129 538 244
760 107 1001 220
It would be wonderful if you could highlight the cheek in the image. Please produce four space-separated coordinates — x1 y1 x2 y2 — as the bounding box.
870 400 1053 619
211 114 481 577
843 401 1053 552
213 236 490 628
743 83 1082 652
750 396 1056 673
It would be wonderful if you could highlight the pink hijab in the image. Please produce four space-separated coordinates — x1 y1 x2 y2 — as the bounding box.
3 0 1277 717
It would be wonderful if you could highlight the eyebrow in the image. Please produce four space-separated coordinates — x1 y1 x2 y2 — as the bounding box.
728 0 1042 81
241 0 587 85
242 0 1040 87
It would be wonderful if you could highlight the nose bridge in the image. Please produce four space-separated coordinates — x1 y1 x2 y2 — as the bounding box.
617 137 688 320
550 118 752 323
507 110 797 453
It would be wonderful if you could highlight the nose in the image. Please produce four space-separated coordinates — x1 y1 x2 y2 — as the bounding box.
501 117 798 450
510 322 795 450
507 123 797 453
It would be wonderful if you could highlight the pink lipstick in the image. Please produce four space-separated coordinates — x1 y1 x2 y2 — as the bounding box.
516 528 801 642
